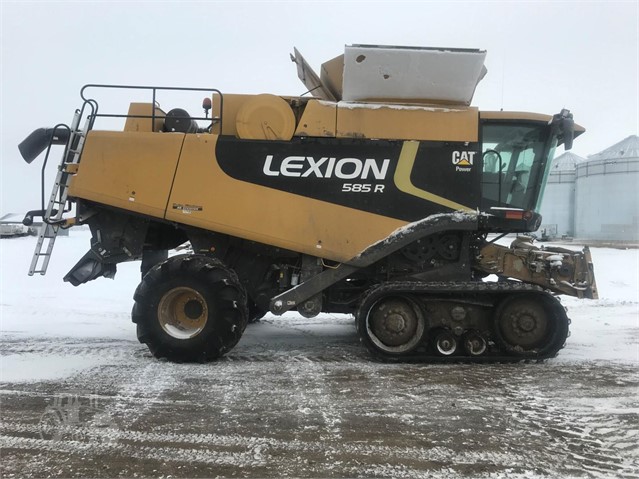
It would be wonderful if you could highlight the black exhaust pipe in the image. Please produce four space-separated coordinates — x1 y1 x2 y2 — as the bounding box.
18 127 70 164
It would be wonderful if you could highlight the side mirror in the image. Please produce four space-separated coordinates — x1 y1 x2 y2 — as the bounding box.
552 109 575 151
562 115 574 150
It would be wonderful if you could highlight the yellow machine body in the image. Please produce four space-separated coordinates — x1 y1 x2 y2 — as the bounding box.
68 96 494 262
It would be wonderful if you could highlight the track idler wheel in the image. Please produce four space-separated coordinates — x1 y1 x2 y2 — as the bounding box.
357 295 425 357
494 293 569 359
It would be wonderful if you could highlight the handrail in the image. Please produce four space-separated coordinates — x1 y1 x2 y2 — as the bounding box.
79 84 223 133
42 99 97 224
39 123 70 218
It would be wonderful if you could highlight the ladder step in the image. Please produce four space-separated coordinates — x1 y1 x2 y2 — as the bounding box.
27 112 88 276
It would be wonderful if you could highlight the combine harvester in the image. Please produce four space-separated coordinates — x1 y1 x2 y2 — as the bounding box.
19 45 597 362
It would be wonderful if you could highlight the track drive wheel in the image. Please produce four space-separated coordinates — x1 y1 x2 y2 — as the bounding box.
132 254 248 362
357 292 425 359
493 293 569 359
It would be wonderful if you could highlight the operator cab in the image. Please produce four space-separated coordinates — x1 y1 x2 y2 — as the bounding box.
479 110 581 230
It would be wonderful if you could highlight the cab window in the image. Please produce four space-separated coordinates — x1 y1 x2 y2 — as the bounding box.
481 123 551 211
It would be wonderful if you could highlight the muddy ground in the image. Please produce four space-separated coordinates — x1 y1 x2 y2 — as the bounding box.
1 315 638 479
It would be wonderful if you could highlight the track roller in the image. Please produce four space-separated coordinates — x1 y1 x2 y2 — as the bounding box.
433 329 458 356
463 331 488 356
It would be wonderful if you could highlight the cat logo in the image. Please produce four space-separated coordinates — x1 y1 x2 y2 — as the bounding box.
452 151 475 172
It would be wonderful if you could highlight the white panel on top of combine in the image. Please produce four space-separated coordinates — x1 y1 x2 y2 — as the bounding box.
341 45 487 105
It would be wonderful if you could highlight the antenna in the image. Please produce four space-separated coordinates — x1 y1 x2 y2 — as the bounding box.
500 49 506 111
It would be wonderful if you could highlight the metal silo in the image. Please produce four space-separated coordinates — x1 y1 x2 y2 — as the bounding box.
575 135 639 241
539 152 584 239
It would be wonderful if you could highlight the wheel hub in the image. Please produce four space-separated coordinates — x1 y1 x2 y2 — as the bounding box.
184 299 204 320
515 314 536 333
401 236 437 263
158 287 208 340
463 332 487 356
385 313 407 333
435 331 457 355
498 299 549 350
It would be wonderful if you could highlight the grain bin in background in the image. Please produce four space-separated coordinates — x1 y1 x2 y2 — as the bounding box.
575 135 639 241
539 152 585 239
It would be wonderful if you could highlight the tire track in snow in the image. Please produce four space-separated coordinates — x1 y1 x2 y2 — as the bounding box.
0 421 535 468
277 360 344 475
495 370 639 478
0 435 265 468
99 359 182 427
0 338 143 358
223 353 365 363
285 360 343 437
1 335 368 364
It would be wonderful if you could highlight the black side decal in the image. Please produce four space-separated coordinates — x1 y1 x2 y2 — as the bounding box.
215 136 481 222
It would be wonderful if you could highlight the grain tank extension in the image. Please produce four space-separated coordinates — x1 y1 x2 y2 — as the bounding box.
19 45 597 362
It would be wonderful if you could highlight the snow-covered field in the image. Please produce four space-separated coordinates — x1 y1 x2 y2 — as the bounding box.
1 231 638 478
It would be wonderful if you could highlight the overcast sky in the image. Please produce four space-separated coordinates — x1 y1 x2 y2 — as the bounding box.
1 0 637 214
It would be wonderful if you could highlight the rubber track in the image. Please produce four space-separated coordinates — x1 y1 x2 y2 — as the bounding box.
356 281 570 363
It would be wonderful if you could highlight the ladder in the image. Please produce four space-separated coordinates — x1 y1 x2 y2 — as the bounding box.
29 111 90 276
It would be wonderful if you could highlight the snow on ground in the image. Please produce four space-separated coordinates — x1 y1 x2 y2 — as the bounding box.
1 230 638 478
553 245 638 364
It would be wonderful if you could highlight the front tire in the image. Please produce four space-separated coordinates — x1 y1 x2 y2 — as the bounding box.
132 254 248 362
